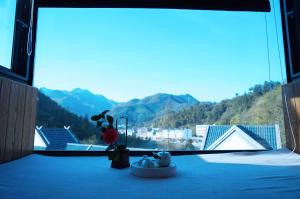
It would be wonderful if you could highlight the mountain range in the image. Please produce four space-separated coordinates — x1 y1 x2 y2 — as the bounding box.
37 81 284 144
39 88 199 125
40 88 117 117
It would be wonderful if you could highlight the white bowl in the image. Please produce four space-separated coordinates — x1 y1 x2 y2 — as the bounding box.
131 161 176 178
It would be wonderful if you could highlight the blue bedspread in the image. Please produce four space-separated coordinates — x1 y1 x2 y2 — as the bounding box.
1 149 300 199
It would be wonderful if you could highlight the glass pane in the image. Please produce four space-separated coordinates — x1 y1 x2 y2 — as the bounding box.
33 0 286 151
0 0 17 69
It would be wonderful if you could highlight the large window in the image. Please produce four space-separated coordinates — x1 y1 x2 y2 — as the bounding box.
0 0 35 85
0 0 17 69
33 0 286 152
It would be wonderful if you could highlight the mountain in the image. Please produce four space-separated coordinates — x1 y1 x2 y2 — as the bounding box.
111 93 199 126
40 88 199 126
40 88 117 118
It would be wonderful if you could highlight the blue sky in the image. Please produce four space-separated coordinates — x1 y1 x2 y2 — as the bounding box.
33 0 285 102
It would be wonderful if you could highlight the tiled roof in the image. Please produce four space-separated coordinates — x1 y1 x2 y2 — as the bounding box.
37 128 79 150
203 125 279 150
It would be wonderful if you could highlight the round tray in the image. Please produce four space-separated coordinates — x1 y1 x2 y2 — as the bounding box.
131 161 176 178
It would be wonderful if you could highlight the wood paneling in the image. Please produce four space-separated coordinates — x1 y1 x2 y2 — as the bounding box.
282 80 300 154
293 81 300 153
0 79 11 162
13 85 27 159
0 77 37 163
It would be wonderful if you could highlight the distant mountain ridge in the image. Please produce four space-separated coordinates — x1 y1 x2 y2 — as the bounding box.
40 87 117 118
40 88 199 125
112 93 199 125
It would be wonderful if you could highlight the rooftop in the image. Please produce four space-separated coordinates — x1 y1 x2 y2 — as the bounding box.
36 127 79 150
203 125 281 150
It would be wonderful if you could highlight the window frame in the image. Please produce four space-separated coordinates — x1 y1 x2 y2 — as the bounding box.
30 0 276 155
0 0 36 85
280 0 300 82
35 0 270 11
30 0 271 156
34 149 268 156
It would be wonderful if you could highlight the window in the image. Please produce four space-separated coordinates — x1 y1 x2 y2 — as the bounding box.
0 0 17 69
33 0 286 152
0 0 35 85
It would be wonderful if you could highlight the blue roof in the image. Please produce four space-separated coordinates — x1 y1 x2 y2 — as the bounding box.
65 143 89 151
37 128 79 150
203 125 279 150
34 146 47 150
65 143 107 151
204 125 231 149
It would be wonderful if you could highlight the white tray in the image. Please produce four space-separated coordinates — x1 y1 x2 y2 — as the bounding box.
131 161 176 178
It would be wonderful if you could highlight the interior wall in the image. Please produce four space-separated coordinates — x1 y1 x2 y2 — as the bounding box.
282 80 300 154
0 77 37 163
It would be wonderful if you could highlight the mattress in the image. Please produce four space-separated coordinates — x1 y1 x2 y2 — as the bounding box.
1 149 300 199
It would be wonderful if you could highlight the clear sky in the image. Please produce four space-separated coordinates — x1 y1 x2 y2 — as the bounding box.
33 0 286 102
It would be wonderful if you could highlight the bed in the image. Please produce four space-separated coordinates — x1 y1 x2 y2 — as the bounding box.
1 149 300 199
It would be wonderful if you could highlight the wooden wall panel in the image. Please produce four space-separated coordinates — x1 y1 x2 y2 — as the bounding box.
293 82 300 153
0 79 4 161
0 77 37 163
0 79 11 162
4 82 18 162
13 85 27 159
282 80 300 154
21 88 37 156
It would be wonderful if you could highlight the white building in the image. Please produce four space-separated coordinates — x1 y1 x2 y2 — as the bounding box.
136 127 150 140
154 128 193 140
196 125 209 137
118 128 134 136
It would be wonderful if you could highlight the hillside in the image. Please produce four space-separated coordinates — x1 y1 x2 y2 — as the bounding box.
36 91 98 141
152 81 284 136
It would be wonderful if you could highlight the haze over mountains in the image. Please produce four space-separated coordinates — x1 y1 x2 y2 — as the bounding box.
40 88 199 125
